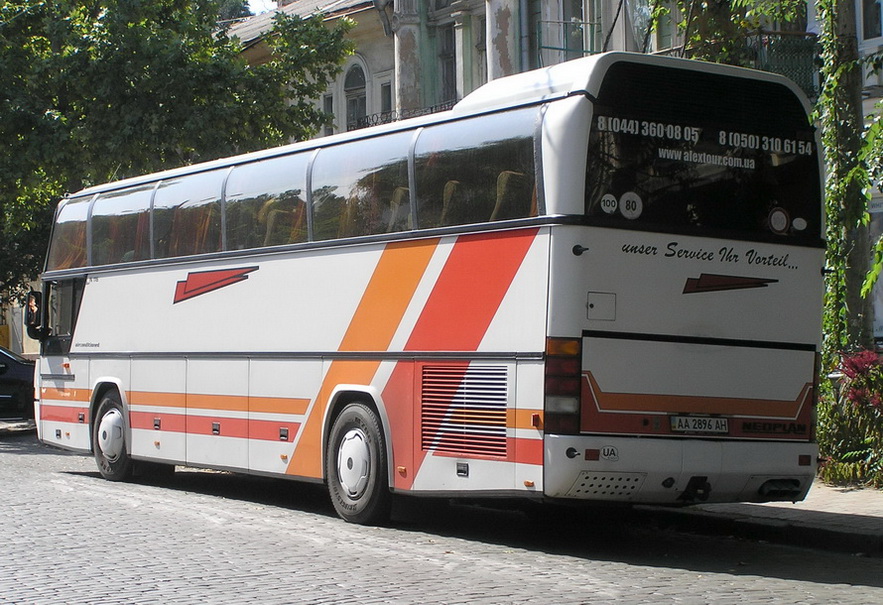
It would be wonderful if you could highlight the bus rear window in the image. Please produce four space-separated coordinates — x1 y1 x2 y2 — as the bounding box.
586 62 822 245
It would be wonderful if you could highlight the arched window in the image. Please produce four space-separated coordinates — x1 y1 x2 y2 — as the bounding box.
344 64 367 131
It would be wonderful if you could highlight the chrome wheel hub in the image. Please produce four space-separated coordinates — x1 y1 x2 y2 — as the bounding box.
337 428 370 499
97 409 125 461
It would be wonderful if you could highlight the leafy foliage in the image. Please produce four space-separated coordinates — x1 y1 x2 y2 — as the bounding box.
0 0 353 303
646 0 806 63
819 351 883 486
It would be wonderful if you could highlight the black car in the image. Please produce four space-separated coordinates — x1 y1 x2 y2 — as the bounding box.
0 346 35 419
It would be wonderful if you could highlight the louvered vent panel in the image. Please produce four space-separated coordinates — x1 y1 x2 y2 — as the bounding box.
421 365 508 458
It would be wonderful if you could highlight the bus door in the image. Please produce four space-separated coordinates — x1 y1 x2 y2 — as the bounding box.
34 277 92 451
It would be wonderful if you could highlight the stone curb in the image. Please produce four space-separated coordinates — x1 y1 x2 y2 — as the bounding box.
640 505 883 557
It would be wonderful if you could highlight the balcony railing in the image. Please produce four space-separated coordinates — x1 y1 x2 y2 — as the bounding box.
535 19 819 99
747 32 819 99
535 19 602 67
346 100 458 132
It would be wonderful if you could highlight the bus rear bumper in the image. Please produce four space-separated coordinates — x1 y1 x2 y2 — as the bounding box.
544 435 817 505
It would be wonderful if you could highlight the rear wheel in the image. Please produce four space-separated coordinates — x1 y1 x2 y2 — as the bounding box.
92 391 133 481
325 402 391 525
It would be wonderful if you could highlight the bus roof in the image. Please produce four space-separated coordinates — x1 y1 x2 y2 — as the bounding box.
452 51 808 115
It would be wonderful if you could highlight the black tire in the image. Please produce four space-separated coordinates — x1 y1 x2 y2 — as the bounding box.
325 402 391 525
92 391 134 481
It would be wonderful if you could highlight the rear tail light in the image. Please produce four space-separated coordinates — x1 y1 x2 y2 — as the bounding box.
544 337 582 434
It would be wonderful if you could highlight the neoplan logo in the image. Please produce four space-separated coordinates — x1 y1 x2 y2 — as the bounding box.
174 267 259 303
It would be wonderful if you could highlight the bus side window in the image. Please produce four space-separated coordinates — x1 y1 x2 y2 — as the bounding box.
46 196 91 271
90 185 153 265
43 278 86 356
311 132 411 240
415 107 537 229
153 171 225 259
226 155 308 251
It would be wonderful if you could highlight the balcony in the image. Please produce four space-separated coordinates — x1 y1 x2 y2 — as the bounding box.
746 32 820 99
535 19 819 100
346 100 458 132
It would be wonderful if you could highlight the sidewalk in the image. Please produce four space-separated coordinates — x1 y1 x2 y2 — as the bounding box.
644 480 883 557
2 418 881 555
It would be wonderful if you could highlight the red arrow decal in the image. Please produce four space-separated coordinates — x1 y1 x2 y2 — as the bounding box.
683 273 778 294
174 267 259 303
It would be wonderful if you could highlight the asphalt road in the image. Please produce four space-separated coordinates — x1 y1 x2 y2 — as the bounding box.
1 432 881 604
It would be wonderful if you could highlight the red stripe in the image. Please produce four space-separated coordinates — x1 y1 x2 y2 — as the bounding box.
131 411 299 442
510 437 543 465
40 404 89 423
387 229 539 490
248 420 301 442
405 229 538 351
130 411 187 432
186 415 249 439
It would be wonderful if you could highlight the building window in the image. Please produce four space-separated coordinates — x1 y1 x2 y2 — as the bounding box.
344 64 367 131
864 0 882 40
656 4 675 50
381 82 392 115
439 24 456 103
475 17 487 86
323 94 334 137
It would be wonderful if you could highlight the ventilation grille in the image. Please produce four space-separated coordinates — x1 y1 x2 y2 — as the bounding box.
421 365 508 458
566 472 647 500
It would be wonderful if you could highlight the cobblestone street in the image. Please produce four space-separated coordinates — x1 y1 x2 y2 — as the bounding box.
2 432 881 604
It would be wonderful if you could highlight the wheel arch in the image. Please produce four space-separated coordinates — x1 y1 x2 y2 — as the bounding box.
89 379 129 454
322 385 394 487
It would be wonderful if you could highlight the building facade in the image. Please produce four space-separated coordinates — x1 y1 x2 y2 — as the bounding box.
6 2 880 355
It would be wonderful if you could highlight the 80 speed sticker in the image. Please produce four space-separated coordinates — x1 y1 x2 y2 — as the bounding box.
601 192 644 220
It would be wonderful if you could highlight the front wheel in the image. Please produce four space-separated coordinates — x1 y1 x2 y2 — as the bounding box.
92 391 134 481
325 403 391 525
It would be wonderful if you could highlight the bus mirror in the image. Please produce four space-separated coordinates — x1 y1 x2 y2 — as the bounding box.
26 291 47 340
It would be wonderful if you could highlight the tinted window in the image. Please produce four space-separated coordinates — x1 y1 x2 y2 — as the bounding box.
46 196 91 271
91 184 153 265
311 133 411 240
586 62 821 244
153 171 225 258
414 107 537 228
44 278 85 356
226 156 308 250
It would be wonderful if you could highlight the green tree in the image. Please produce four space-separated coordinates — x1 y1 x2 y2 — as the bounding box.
218 0 251 22
0 0 352 303
647 0 806 63
816 0 873 358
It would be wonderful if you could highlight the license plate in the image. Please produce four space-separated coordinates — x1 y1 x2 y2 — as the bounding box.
670 415 729 434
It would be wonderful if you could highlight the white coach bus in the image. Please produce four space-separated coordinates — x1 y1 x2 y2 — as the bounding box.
29 52 823 524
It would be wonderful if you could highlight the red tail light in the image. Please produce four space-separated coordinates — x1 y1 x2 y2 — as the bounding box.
544 337 582 434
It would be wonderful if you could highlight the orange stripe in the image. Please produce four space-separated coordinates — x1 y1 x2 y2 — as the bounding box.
41 387 91 403
127 391 309 415
508 409 542 431
250 396 311 415
287 239 439 478
187 393 248 412
128 391 187 408
587 372 810 418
